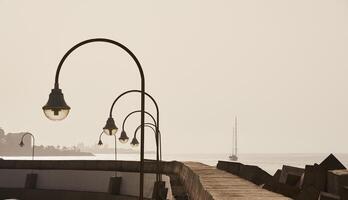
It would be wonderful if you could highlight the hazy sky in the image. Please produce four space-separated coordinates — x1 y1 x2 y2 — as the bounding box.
0 0 347 154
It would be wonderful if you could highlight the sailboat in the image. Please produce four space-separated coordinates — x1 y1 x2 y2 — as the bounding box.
229 116 238 161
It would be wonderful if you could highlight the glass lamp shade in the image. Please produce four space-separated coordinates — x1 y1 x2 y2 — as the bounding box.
130 137 139 148
42 88 71 121
103 117 118 136
98 140 103 146
19 141 24 147
118 130 129 144
43 109 70 121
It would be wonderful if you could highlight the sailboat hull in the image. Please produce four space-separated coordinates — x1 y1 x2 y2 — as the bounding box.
229 155 238 161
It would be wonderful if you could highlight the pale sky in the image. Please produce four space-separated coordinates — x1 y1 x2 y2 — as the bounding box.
0 0 347 154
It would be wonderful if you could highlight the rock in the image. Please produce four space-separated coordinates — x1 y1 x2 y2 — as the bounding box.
301 164 327 191
279 165 304 187
327 169 348 196
216 161 242 175
263 169 282 191
341 186 348 200
238 164 272 185
295 185 320 200
320 154 346 171
285 173 302 186
273 182 300 198
318 192 341 200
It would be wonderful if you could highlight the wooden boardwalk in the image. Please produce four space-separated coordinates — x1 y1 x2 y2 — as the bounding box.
184 162 292 200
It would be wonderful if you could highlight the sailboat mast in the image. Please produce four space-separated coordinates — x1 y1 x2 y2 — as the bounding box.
232 125 235 155
235 116 237 156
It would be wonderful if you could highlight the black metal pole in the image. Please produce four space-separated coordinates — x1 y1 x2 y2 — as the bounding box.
114 134 117 177
53 38 146 199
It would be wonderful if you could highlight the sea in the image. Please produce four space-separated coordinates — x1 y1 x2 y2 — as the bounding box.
3 153 348 175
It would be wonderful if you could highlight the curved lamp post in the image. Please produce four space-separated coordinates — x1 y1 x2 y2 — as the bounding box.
121 111 161 183
129 123 164 199
42 38 146 199
131 123 162 181
98 132 118 177
131 123 161 159
107 90 160 194
107 90 160 151
132 123 160 154
19 132 36 160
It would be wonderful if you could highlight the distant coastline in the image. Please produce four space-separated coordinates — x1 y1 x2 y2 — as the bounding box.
0 128 155 157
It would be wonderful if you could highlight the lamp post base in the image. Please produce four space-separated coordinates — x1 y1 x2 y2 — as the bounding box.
25 173 38 189
152 181 168 200
108 176 122 195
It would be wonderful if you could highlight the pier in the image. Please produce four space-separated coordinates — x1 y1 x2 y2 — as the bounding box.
180 162 290 200
0 160 289 200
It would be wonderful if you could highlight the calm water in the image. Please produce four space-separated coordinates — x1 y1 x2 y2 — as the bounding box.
3 153 348 174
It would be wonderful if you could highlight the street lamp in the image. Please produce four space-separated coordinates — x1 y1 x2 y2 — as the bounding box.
19 132 35 161
130 122 162 178
98 131 123 194
42 38 146 199
131 123 160 155
130 123 166 199
107 89 161 198
120 111 160 178
106 89 160 148
19 132 38 188
98 132 118 176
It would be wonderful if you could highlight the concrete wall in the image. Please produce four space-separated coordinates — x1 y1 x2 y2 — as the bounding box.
0 169 172 199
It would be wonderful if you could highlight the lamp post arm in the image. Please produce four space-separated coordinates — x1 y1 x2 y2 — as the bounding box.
54 38 145 89
98 132 104 141
109 90 158 121
134 123 160 148
134 124 157 139
122 110 157 131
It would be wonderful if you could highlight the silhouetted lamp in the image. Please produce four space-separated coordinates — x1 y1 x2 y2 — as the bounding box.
130 137 139 147
103 117 118 136
19 132 36 161
42 88 70 121
119 130 129 143
43 38 147 199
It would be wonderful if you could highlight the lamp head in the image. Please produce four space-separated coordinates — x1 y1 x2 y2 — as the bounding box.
103 117 118 136
98 139 103 146
130 137 139 148
42 88 70 121
19 140 24 147
118 130 129 143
